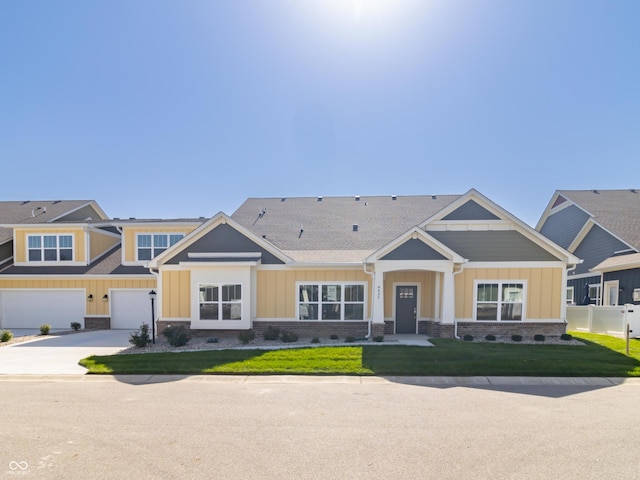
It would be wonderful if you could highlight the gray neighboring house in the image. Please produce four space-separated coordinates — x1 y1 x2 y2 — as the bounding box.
536 189 640 306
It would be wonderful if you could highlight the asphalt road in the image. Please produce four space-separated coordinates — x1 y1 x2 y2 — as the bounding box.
1 376 639 479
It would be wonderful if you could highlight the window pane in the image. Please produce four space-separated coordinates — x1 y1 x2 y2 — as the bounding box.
222 303 241 320
502 284 523 302
138 249 152 261
200 303 219 320
501 303 522 321
321 303 341 320
477 284 498 302
59 249 72 261
344 304 364 320
59 235 73 248
299 285 318 302
28 236 41 248
169 234 183 245
344 285 364 302
299 303 318 320
222 285 241 301
43 236 57 248
153 235 168 248
153 247 166 257
199 286 218 302
44 249 57 261
138 235 151 248
28 250 41 261
322 285 341 302
477 303 497 321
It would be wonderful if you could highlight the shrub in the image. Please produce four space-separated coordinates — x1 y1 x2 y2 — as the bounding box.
263 326 281 341
40 324 51 335
373 335 384 343
560 333 573 341
344 336 355 343
511 334 523 342
163 325 191 347
206 337 218 344
0 330 13 343
238 331 255 344
70 322 81 332
280 331 298 343
310 337 320 344
463 334 473 342
129 323 151 348
330 334 339 340
484 334 496 341
534 334 546 342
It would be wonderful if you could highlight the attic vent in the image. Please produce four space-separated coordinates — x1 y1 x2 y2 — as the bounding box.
592 189 599 194
352 224 359 232
355 195 360 201
431 194 437 200
317 196 323 202
391 195 397 201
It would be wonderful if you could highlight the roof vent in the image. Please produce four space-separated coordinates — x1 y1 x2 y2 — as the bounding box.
431 194 437 200
31 209 35 217
21 200 30 205
630 189 637 194
199 216 205 219
391 195 397 201
129 217 135 220
280 197 286 202
53 200 61 204
317 196 323 202
352 224 359 232
262 234 267 239
355 195 360 201
113 217 120 220
298 225 304 238
592 189 599 194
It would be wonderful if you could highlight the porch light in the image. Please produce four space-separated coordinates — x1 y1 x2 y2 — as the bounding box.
149 290 157 344
102 294 109 302
87 294 93 302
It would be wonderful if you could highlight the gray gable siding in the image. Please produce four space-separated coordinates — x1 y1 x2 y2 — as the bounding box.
0 241 12 262
573 225 630 275
428 231 558 261
539 204 591 250
441 200 499 221
56 204 102 222
166 223 284 265
381 239 447 261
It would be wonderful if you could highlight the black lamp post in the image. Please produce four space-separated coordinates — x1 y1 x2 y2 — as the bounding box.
148 290 157 344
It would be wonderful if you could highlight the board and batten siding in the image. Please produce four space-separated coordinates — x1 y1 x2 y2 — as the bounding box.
454 267 563 319
89 230 120 261
256 269 371 319
0 278 156 316
14 227 87 263
161 270 191 318
123 226 197 263
383 271 436 318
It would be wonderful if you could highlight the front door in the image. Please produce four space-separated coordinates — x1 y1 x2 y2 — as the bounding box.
396 286 417 334
603 280 619 306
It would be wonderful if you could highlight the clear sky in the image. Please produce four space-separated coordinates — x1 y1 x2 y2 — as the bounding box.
1 1 638 226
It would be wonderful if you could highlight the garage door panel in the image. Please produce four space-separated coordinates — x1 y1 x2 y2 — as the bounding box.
111 291 154 330
1 291 85 329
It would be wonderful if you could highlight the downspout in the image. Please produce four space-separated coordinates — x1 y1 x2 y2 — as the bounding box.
363 262 375 339
452 261 467 340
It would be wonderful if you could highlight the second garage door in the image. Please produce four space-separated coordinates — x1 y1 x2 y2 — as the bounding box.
0 290 85 329
110 290 155 330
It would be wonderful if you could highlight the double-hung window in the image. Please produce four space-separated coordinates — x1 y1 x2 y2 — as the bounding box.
476 282 524 321
199 284 242 320
27 234 73 262
298 283 366 321
137 233 184 261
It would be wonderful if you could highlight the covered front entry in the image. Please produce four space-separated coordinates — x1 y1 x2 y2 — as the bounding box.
395 285 417 333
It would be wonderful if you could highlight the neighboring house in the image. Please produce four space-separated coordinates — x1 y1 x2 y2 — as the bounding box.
147 189 579 338
0 200 203 330
537 189 640 306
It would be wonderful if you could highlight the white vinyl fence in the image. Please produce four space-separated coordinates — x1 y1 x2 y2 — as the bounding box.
566 304 640 338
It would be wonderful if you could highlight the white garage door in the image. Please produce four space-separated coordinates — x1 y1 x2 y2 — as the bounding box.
111 290 154 330
0 290 85 329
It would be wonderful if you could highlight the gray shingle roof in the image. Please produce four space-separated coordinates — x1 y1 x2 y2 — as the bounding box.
558 190 640 250
231 195 461 252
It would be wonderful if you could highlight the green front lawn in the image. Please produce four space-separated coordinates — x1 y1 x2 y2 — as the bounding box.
80 332 640 376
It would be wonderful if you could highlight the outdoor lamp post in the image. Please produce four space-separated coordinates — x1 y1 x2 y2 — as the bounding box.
148 290 157 344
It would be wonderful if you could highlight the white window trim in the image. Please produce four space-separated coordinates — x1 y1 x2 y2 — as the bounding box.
27 234 74 263
135 233 184 262
296 281 367 321
588 283 602 306
566 286 575 305
198 283 243 321
473 280 527 322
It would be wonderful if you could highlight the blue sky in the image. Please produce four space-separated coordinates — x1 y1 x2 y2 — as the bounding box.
1 1 638 226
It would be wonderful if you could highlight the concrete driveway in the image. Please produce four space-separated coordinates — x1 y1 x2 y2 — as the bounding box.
0 330 131 375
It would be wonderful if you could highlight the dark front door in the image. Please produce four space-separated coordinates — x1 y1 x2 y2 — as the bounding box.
396 286 417 334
